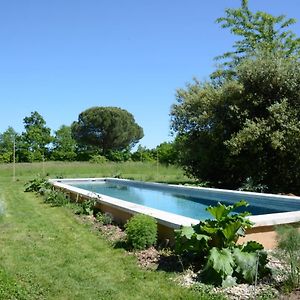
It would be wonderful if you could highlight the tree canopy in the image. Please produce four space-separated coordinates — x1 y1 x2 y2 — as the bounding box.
213 0 300 79
71 107 144 154
19 111 53 162
171 1 300 193
51 125 77 161
0 127 18 163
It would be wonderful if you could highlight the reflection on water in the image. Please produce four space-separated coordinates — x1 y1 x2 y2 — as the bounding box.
72 182 286 220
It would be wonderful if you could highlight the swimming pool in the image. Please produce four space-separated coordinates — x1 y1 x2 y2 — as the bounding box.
50 178 300 248
69 180 298 220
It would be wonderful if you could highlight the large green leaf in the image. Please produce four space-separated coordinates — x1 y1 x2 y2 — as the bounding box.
206 247 234 278
223 221 242 242
178 226 195 239
206 203 231 220
222 275 237 288
242 241 264 252
233 248 257 283
232 200 249 209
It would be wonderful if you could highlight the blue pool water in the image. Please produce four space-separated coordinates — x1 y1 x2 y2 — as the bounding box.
70 181 296 220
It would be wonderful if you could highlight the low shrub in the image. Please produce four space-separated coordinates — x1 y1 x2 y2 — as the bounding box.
125 214 157 250
89 154 107 164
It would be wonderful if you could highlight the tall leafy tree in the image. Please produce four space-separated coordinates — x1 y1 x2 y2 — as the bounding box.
213 0 300 79
20 111 53 162
0 127 18 163
71 107 144 154
51 125 77 161
171 54 300 193
171 1 300 193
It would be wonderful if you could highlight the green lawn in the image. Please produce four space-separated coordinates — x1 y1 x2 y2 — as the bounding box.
0 162 224 300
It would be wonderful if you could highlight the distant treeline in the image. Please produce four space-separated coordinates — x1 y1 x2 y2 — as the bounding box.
0 109 178 165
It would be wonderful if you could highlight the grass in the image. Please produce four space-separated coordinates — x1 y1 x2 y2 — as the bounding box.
0 162 224 300
0 161 195 183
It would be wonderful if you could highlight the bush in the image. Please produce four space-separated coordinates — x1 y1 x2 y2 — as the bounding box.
24 176 51 193
125 214 157 250
89 154 107 164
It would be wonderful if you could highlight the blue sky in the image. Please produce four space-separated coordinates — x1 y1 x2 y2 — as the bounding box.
1 0 300 148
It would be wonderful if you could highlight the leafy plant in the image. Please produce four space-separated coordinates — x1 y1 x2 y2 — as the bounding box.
96 212 113 225
125 214 157 250
74 199 96 215
43 190 70 207
175 200 269 286
176 201 252 255
24 176 51 193
275 225 300 292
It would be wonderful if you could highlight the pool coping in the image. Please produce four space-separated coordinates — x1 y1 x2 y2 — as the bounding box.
49 178 300 229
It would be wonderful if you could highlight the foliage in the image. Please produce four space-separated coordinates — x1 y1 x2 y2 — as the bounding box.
238 177 268 193
155 142 178 165
0 126 18 163
175 201 269 286
171 53 300 193
125 214 157 250
74 199 96 215
51 125 77 161
171 1 300 194
131 145 155 162
71 106 144 154
213 0 300 79
18 111 53 162
275 225 300 292
43 189 70 207
24 176 51 193
96 212 113 225
105 149 131 162
89 154 107 164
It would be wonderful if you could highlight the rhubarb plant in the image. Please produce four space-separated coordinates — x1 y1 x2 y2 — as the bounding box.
175 200 269 286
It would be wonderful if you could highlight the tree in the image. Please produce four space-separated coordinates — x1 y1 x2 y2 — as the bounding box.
155 142 178 165
213 0 300 79
51 125 77 161
171 53 300 193
19 111 53 162
171 1 300 193
131 145 155 162
71 107 143 154
134 145 154 162
0 127 18 163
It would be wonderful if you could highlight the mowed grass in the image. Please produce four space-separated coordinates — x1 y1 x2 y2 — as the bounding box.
0 162 223 300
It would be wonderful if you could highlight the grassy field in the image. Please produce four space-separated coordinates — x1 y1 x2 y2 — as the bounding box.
0 161 195 183
0 162 224 300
